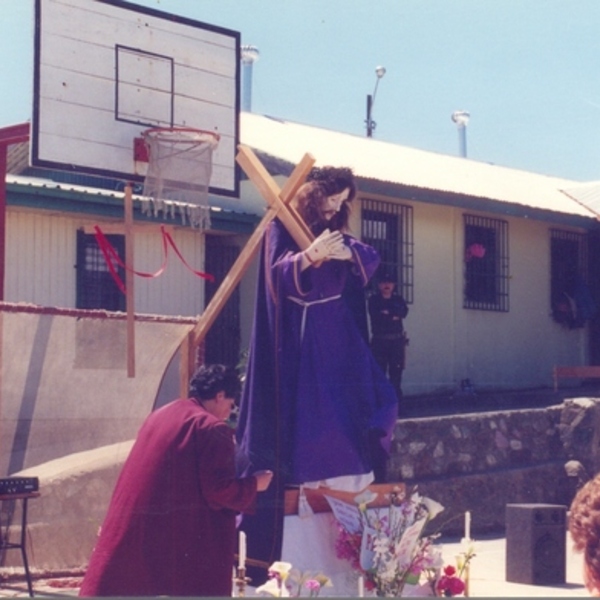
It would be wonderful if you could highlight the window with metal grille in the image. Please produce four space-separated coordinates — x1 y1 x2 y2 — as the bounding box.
204 238 241 368
550 229 588 327
463 214 509 311
76 230 126 311
361 199 413 302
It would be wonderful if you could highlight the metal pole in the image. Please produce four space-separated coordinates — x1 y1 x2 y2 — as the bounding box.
458 125 467 158
366 94 373 137
0 145 6 300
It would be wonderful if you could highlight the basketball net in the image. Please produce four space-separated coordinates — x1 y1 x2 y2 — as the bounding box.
140 127 220 229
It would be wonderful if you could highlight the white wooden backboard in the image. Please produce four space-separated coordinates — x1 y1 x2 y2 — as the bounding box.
32 0 240 196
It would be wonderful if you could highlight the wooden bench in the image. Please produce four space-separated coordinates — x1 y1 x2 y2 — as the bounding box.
553 365 600 391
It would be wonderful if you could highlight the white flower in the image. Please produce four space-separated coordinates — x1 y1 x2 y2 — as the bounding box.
354 489 378 510
461 537 478 555
421 496 445 520
373 536 390 557
256 577 290 597
269 561 293 577
379 559 398 582
421 544 444 569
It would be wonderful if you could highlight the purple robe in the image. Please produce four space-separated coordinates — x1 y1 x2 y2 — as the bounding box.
79 399 257 597
236 218 397 574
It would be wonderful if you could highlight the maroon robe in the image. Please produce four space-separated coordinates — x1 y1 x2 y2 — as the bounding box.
79 398 257 597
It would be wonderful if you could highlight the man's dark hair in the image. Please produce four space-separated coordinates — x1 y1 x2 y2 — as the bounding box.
307 166 357 201
295 166 357 234
188 364 241 402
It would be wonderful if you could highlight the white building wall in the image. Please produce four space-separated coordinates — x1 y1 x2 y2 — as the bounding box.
6 200 589 396
361 199 588 396
5 209 207 317
407 201 457 394
5 209 77 307
132 225 206 317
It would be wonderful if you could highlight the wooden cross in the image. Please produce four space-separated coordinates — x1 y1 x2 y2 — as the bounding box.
179 146 316 395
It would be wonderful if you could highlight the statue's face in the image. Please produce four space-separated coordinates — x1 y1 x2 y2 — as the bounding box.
319 188 350 221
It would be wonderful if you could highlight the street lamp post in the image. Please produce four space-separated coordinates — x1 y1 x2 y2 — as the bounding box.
366 66 386 137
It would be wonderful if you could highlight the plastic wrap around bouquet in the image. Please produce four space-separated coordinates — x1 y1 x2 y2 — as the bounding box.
327 486 450 597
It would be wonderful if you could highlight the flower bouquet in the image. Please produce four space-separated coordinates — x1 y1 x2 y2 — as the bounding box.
328 486 472 597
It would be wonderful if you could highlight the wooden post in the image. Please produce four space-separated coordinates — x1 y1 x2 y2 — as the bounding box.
0 123 30 427
235 146 314 248
125 183 135 378
0 122 30 302
192 147 315 345
179 148 315 397
0 144 6 302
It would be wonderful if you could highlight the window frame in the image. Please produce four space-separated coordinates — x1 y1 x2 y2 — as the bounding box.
76 229 126 311
550 228 588 326
361 198 414 302
463 213 509 312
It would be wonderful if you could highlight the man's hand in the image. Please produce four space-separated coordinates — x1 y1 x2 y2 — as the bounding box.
327 242 352 261
253 470 274 492
301 229 349 269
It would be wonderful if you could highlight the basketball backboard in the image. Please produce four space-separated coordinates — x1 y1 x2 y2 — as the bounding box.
32 0 240 197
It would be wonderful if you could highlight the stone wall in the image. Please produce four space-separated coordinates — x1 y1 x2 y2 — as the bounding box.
388 397 600 535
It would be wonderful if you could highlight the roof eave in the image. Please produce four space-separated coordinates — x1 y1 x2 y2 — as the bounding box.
359 178 599 229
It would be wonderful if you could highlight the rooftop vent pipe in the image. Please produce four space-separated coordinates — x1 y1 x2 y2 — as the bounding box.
241 45 260 112
451 110 470 157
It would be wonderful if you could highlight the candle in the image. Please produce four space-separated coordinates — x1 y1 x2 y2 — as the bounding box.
358 575 364 597
464 510 471 541
238 531 246 569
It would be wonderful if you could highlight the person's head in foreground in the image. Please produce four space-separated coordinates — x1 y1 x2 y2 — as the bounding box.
188 363 241 421
569 473 600 595
294 166 356 234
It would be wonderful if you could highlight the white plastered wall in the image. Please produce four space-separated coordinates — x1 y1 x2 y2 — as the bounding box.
355 197 588 395
5 208 207 317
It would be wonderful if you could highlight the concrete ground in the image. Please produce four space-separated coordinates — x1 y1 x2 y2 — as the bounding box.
0 533 588 598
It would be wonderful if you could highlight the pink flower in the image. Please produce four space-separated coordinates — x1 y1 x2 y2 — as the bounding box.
305 579 321 592
334 526 362 570
436 565 465 597
465 243 486 262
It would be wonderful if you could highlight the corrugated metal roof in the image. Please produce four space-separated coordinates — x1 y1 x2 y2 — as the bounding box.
3 118 597 223
5 174 260 231
6 141 29 174
560 181 600 219
3 141 266 217
241 112 596 220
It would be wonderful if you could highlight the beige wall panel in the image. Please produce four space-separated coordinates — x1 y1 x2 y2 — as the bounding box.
406 202 457 394
5 211 207 317
401 202 588 395
5 211 76 307
132 226 206 317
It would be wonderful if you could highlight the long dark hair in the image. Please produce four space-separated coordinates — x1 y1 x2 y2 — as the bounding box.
294 166 356 235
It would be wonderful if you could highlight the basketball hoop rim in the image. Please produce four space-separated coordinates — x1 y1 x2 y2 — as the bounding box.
141 126 220 145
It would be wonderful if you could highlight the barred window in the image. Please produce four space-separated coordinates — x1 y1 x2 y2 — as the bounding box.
76 230 126 311
550 229 588 327
361 199 413 302
463 214 509 311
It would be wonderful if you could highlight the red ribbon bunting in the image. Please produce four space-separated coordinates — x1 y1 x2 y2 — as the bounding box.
93 225 215 295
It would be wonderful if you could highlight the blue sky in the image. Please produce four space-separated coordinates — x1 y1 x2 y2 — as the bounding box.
2 0 600 182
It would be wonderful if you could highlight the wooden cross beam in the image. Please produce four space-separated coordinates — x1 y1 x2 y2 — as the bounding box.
179 146 316 396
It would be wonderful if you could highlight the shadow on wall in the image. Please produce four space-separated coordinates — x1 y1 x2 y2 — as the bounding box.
0 303 195 477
